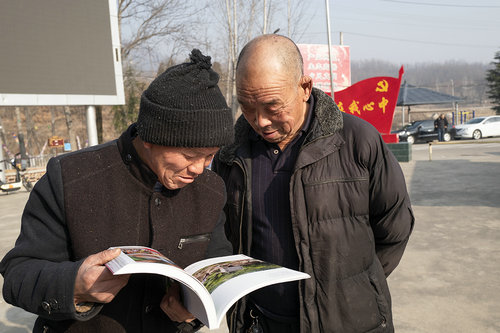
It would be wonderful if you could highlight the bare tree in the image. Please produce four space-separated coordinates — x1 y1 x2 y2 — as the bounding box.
118 0 205 65
50 108 56 137
209 0 310 115
24 107 43 156
112 65 147 133
113 0 205 132
14 107 23 137
63 106 77 151
0 109 8 157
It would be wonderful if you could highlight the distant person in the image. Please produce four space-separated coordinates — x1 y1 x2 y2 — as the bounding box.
211 34 415 332
434 113 449 141
0 49 233 332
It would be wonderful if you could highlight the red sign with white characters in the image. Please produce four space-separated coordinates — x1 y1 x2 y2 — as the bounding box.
298 44 351 93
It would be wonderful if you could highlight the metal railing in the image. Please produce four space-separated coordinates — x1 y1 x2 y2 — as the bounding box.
1 154 55 171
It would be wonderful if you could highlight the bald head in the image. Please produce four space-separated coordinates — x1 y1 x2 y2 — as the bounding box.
236 34 304 83
234 34 312 150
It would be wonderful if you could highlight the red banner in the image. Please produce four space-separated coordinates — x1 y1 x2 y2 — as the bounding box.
333 66 404 139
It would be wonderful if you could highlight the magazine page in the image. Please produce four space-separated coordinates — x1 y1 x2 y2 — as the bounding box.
105 246 180 273
181 255 247 329
184 255 310 328
105 246 217 328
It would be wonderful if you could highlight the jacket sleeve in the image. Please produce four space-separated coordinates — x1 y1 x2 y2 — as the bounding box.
206 189 233 258
206 211 232 258
368 138 415 277
0 157 101 321
210 154 238 253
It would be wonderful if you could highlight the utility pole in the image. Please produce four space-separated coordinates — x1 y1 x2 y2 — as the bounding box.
287 0 291 37
232 0 239 113
263 0 267 34
325 0 335 98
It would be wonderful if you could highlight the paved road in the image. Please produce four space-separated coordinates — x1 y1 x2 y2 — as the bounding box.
1 140 499 332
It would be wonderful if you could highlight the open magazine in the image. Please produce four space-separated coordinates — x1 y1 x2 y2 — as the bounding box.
105 246 310 330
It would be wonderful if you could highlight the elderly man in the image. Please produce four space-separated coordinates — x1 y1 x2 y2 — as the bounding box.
0 49 233 332
212 35 414 332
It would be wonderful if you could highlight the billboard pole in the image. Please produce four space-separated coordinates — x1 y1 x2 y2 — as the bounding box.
0 133 5 183
86 106 99 146
325 0 335 98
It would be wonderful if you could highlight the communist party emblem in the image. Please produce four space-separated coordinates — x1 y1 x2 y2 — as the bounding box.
333 66 404 135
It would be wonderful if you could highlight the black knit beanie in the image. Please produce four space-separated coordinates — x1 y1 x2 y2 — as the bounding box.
137 49 234 147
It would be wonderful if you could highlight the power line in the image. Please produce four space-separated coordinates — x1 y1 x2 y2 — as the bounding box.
335 31 497 48
329 15 498 32
381 0 500 8
301 30 498 48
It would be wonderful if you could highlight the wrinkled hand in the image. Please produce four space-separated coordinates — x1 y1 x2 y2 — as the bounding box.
160 281 195 323
74 248 130 304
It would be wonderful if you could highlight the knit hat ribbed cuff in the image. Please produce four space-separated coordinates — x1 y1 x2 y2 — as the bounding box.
138 96 233 147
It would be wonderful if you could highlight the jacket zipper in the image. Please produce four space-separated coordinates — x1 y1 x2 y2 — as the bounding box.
233 158 246 254
177 233 211 249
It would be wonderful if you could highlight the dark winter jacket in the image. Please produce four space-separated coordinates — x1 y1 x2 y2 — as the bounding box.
434 117 448 129
212 88 415 333
0 124 230 332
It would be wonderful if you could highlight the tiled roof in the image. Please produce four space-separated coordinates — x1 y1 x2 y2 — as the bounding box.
397 83 462 106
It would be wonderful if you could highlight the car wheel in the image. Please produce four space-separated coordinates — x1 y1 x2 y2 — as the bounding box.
473 129 482 140
406 135 415 144
443 133 451 142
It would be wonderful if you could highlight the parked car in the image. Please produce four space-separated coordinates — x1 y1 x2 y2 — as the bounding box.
454 116 500 140
393 119 455 144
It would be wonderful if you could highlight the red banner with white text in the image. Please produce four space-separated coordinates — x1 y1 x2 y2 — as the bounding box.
298 44 351 93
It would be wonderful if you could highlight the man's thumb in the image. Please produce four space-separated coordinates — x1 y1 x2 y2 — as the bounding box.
92 248 122 265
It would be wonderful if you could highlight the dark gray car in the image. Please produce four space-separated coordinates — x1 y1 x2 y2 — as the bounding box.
394 120 455 144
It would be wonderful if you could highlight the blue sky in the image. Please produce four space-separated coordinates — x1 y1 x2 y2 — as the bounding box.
294 0 500 65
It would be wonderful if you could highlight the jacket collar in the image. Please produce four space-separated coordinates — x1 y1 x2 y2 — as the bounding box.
117 123 159 189
218 87 344 164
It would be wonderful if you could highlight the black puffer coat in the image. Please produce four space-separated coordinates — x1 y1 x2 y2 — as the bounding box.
0 125 230 332
212 88 414 332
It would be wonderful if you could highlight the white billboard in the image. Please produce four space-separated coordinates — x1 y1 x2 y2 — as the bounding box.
297 44 351 93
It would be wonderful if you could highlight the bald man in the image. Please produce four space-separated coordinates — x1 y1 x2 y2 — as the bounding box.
212 35 414 333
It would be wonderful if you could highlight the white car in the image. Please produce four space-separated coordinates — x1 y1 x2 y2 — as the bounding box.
454 116 500 140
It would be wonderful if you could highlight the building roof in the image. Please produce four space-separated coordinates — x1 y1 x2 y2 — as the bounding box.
397 82 461 106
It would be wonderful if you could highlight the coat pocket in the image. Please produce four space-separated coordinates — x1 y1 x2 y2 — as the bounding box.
320 268 390 332
303 176 369 223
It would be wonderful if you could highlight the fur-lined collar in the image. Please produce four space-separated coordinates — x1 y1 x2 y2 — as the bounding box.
218 87 343 164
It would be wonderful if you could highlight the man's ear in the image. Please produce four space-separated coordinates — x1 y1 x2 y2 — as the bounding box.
133 137 153 159
300 75 313 101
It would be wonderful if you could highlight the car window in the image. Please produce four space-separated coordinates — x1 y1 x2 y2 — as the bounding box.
408 121 422 129
466 117 485 124
420 120 435 130
485 117 500 123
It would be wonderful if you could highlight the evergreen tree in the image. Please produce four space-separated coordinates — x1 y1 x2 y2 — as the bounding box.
486 50 500 115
